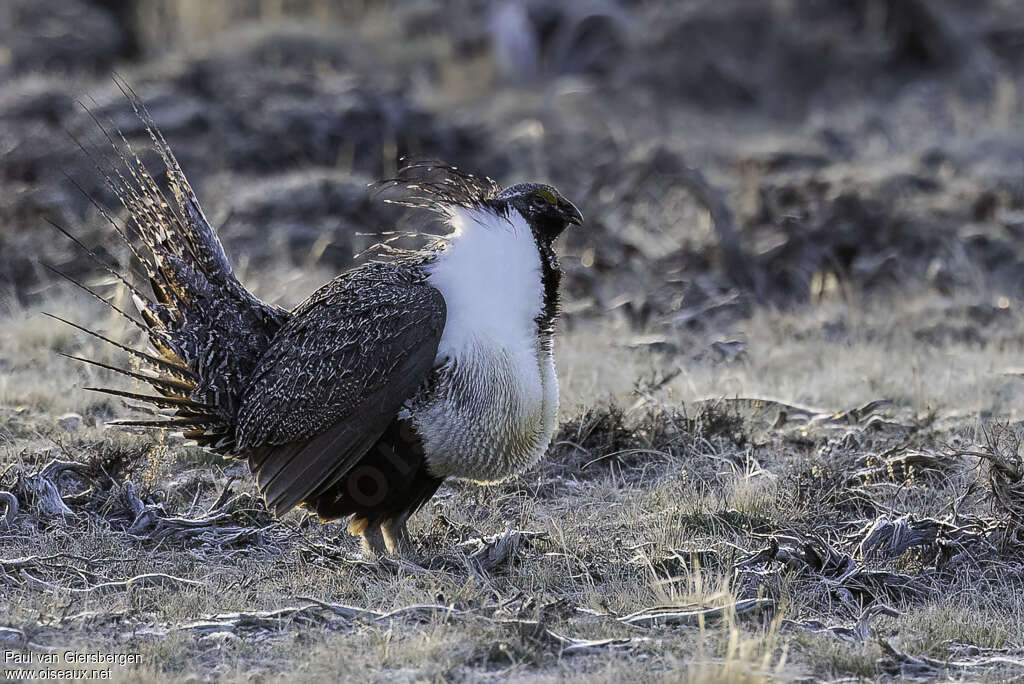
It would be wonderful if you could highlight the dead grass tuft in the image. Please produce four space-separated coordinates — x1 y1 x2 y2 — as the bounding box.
973 423 1024 532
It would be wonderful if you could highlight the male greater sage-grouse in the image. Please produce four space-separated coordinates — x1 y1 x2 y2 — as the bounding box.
53 90 582 557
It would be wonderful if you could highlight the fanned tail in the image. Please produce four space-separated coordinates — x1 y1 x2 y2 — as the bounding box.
52 79 289 452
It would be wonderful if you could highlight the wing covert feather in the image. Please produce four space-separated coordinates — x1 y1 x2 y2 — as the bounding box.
235 261 445 514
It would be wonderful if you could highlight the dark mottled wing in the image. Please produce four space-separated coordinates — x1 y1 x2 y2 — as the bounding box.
235 261 445 515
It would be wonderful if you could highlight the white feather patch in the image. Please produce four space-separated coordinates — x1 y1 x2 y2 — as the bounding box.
426 207 543 357
416 206 559 482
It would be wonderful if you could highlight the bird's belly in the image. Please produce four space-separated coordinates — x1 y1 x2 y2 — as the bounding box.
412 341 558 483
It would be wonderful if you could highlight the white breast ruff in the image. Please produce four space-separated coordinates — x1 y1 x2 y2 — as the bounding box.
414 207 559 482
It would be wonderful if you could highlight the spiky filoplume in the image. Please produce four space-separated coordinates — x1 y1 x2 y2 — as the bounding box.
56 81 582 557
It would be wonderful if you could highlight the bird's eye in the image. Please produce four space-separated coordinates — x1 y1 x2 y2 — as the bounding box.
532 188 557 208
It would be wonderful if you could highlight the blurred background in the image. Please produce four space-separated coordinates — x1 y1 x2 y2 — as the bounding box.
3 0 1024 372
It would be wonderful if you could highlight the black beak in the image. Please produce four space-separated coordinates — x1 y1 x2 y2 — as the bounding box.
561 199 583 226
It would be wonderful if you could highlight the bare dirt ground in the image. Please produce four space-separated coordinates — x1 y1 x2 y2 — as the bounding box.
5 1 1024 681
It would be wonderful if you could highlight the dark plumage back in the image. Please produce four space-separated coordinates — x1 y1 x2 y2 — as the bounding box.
53 80 289 451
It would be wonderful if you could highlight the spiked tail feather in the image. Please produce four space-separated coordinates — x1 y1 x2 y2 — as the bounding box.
53 84 290 452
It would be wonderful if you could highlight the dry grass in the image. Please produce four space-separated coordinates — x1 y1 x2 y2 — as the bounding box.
4 279 1024 681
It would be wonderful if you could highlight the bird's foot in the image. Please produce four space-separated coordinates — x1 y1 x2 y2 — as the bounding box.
356 518 431 570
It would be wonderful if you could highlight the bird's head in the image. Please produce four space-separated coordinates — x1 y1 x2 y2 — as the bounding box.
490 183 584 244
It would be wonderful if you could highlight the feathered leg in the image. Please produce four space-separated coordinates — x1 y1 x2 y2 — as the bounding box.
359 523 387 557
381 514 413 556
